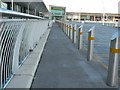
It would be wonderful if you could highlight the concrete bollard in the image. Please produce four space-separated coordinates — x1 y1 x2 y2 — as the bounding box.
70 24 73 40
106 32 119 87
73 24 77 44
87 26 95 61
78 25 83 49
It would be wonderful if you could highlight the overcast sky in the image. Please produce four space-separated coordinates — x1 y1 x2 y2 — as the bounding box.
43 0 119 13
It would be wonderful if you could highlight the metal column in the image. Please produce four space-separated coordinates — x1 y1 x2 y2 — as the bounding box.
70 24 73 40
67 23 70 37
73 24 77 44
69 24 71 39
87 26 95 61
107 32 119 87
78 25 83 49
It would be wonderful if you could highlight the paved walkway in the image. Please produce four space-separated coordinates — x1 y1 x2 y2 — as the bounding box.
31 23 114 88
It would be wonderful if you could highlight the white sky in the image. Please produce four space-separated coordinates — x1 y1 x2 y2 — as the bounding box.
43 0 120 13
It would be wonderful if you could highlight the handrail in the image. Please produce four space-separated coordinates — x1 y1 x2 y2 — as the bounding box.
0 8 46 19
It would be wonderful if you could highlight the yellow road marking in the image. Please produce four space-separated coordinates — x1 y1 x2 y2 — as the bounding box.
83 46 108 69
82 44 120 79
94 54 108 69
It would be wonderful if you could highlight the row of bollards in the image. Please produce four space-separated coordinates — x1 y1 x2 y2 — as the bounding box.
64 22 95 62
56 20 119 87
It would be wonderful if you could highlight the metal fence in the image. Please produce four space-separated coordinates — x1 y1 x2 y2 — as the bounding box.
0 19 49 89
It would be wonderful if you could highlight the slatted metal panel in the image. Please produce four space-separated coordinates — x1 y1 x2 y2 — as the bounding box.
0 21 23 89
0 19 49 89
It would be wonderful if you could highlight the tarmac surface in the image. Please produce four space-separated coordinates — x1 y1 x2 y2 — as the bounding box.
31 23 117 88
78 23 117 66
76 22 119 79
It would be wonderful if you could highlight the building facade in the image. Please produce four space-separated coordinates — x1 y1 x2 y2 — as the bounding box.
66 12 119 22
0 0 48 18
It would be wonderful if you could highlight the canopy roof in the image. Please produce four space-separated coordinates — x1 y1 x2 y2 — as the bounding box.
2 0 48 13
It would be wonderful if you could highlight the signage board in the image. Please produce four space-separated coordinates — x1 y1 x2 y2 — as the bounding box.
51 6 65 16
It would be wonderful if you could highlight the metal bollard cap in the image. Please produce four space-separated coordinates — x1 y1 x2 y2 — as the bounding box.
79 25 83 29
111 32 118 40
88 26 95 32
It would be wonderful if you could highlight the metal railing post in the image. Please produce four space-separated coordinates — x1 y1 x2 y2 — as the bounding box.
78 25 83 49
73 24 77 43
106 32 119 87
87 26 95 61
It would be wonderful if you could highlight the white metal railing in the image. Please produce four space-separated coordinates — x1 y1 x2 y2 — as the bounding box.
0 8 44 19
0 19 49 89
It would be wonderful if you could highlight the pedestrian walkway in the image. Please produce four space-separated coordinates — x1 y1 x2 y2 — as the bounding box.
31 23 114 88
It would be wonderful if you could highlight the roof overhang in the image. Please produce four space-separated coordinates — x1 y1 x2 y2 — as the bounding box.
0 8 46 19
1 0 48 13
